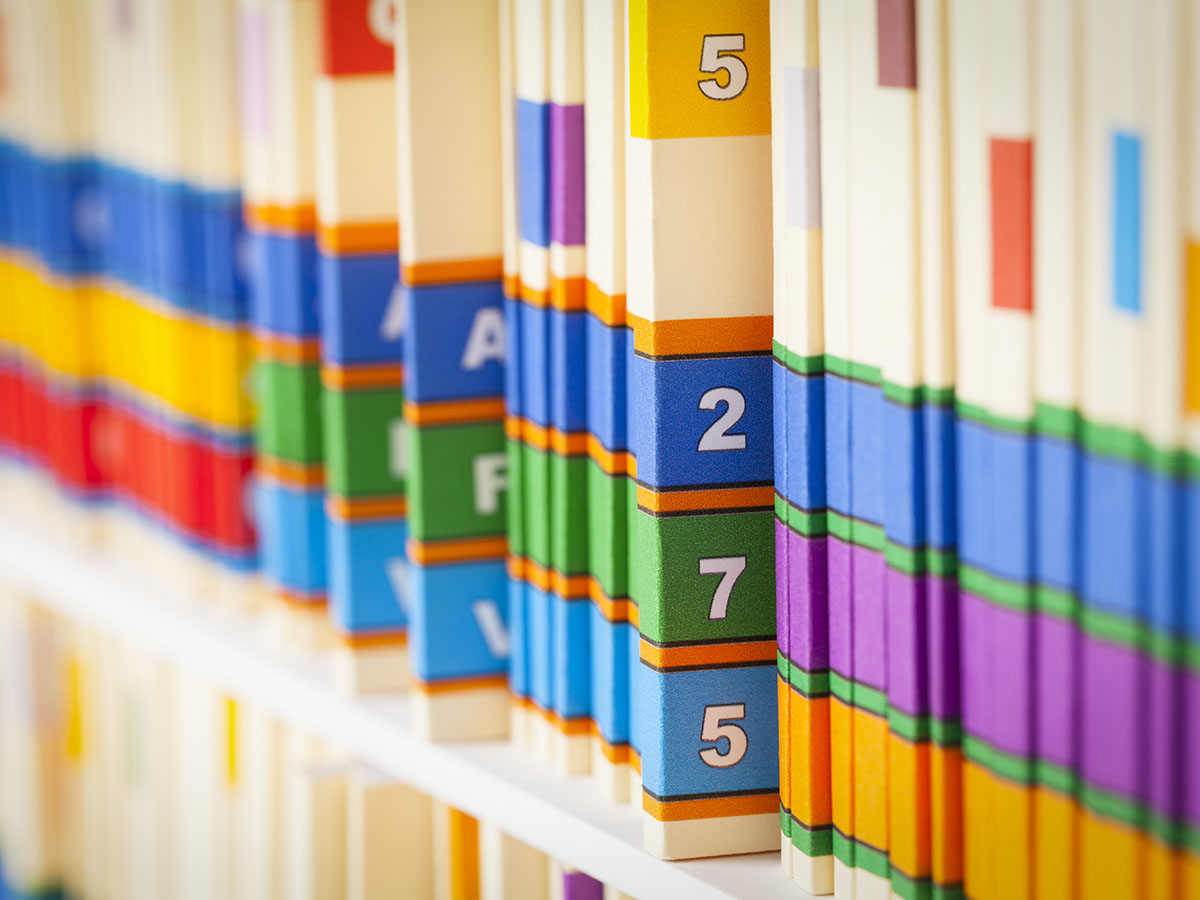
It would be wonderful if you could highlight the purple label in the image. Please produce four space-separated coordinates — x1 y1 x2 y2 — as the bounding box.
239 10 271 137
549 103 585 248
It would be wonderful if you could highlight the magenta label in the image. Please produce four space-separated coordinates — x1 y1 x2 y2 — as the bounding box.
549 103 585 248
238 10 270 137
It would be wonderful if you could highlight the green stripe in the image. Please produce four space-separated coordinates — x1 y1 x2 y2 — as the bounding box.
958 565 1034 612
885 541 958 577
962 734 1035 784
829 672 888 717
882 381 955 408
784 499 829 538
887 706 930 743
889 868 965 900
1034 758 1077 796
968 739 1200 848
824 354 883 386
788 814 834 857
779 652 832 697
930 717 963 747
954 399 1032 435
854 837 891 879
774 357 1200 474
827 510 885 551
1034 584 1078 620
1033 402 1081 441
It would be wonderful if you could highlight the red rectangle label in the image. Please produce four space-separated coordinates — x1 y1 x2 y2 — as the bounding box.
322 0 395 77
990 138 1034 312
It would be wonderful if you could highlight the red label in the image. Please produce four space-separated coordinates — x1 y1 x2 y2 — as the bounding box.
322 0 395 77
990 138 1034 312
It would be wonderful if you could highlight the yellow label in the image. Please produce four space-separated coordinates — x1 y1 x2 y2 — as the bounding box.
64 655 85 761
225 696 239 788
629 0 771 140
1185 239 1200 414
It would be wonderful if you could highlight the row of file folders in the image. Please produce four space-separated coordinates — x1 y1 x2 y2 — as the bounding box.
0 591 636 900
0 0 1198 898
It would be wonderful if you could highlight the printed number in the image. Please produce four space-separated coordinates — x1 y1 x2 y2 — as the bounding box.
367 0 396 45
379 283 405 341
699 703 748 768
698 556 746 620
385 558 409 612
472 600 510 659
698 34 749 101
697 387 747 452
388 419 406 480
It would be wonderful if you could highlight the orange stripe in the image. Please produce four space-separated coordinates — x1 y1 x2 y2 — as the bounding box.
317 221 399 255
550 275 586 311
257 457 325 487
503 273 520 299
585 281 627 327
535 704 592 735
1185 239 1200 414
643 790 777 822
518 280 550 307
414 673 508 694
586 435 633 475
550 428 587 456
587 580 631 623
405 397 506 426
327 494 407 520
639 638 776 669
637 483 773 514
550 570 589 598
270 583 327 606
504 418 594 457
515 418 548 450
253 331 322 363
244 203 317 233
407 536 508 564
402 256 504 286
629 312 773 358
333 628 408 649
320 363 405 389
508 559 602 602
592 726 633 765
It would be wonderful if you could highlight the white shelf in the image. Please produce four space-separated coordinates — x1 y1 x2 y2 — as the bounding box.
0 513 808 900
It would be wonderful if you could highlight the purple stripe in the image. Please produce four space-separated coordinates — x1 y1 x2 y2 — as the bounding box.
1147 659 1182 821
960 591 994 746
828 537 854 680
961 592 1034 758
549 103 585 247
853 545 888 691
990 603 1035 759
562 871 603 900
1187 674 1200 825
1035 612 1077 769
786 529 829 673
886 566 927 718
927 574 960 722
1082 638 1146 801
826 538 887 689
776 519 790 653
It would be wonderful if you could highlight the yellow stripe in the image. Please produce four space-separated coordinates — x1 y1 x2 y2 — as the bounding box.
64 654 84 761
225 697 238 788
1185 239 1200 414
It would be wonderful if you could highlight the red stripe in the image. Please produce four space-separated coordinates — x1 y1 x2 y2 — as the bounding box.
990 138 1035 312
